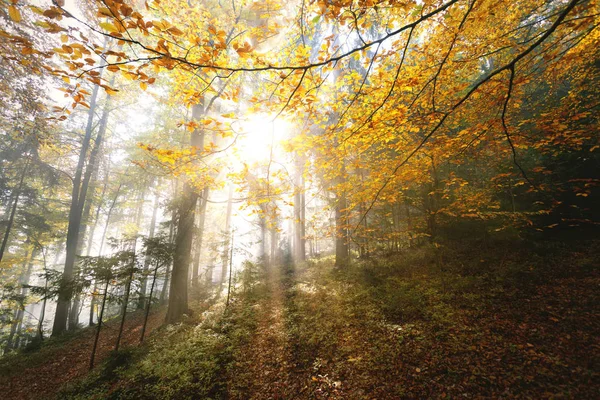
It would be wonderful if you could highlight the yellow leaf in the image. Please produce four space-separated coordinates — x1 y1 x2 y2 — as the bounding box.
167 26 183 35
99 22 119 33
140 81 147 91
8 6 21 22
29 6 44 15
61 34 68 43
97 7 112 17
123 71 137 80
62 76 70 84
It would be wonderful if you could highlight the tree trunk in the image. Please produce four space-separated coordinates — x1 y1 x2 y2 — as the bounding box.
160 262 171 305
166 181 196 323
53 83 101 336
405 201 413 248
220 184 233 287
226 231 234 307
115 251 135 352
270 226 277 265
140 260 159 343
4 247 34 352
98 183 122 257
334 175 349 267
77 100 111 257
293 155 306 262
165 103 204 324
191 187 209 288
259 217 267 261
86 159 109 257
160 190 177 306
90 278 109 370
138 185 160 309
426 155 440 242
0 158 30 263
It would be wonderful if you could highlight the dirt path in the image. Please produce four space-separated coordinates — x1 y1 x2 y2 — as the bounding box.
226 258 348 399
227 263 305 399
226 260 599 399
1 308 166 400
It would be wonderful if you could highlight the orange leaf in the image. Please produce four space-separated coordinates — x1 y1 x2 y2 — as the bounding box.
8 5 21 22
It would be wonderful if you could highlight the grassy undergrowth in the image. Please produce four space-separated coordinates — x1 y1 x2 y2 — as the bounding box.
5 236 598 399
279 237 599 398
58 262 269 400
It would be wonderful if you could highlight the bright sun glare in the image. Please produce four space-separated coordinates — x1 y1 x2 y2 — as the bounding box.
237 114 292 163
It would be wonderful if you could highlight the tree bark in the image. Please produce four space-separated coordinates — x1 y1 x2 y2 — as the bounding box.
0 158 30 263
115 251 135 352
138 184 160 309
293 155 306 262
191 187 209 288
53 83 101 336
4 247 34 352
98 183 122 257
226 231 234 307
219 184 233 287
77 99 111 257
334 168 349 267
89 278 109 370
140 259 160 343
165 103 204 324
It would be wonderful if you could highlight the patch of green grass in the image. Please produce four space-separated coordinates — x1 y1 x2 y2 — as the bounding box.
60 260 269 400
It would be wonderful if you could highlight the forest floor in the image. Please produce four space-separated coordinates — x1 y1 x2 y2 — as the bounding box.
222 246 599 399
2 238 599 399
0 306 166 400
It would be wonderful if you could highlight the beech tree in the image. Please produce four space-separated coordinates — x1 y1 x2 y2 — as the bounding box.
0 0 596 333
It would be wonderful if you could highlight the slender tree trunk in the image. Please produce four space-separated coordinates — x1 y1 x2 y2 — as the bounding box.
191 187 209 288
5 248 34 352
160 195 177 305
0 158 30 263
38 278 48 339
160 262 171 305
226 231 234 307
426 156 440 242
138 186 160 309
90 278 109 370
114 187 145 348
98 183 122 257
77 101 110 256
270 227 277 264
38 248 49 340
86 160 109 257
300 176 306 259
220 184 233 287
53 84 101 336
140 260 160 343
87 168 109 326
115 252 135 352
405 201 413 247
259 217 267 261
334 186 349 267
293 155 306 262
77 144 108 328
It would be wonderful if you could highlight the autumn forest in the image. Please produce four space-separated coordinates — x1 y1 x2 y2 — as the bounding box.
0 0 598 398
